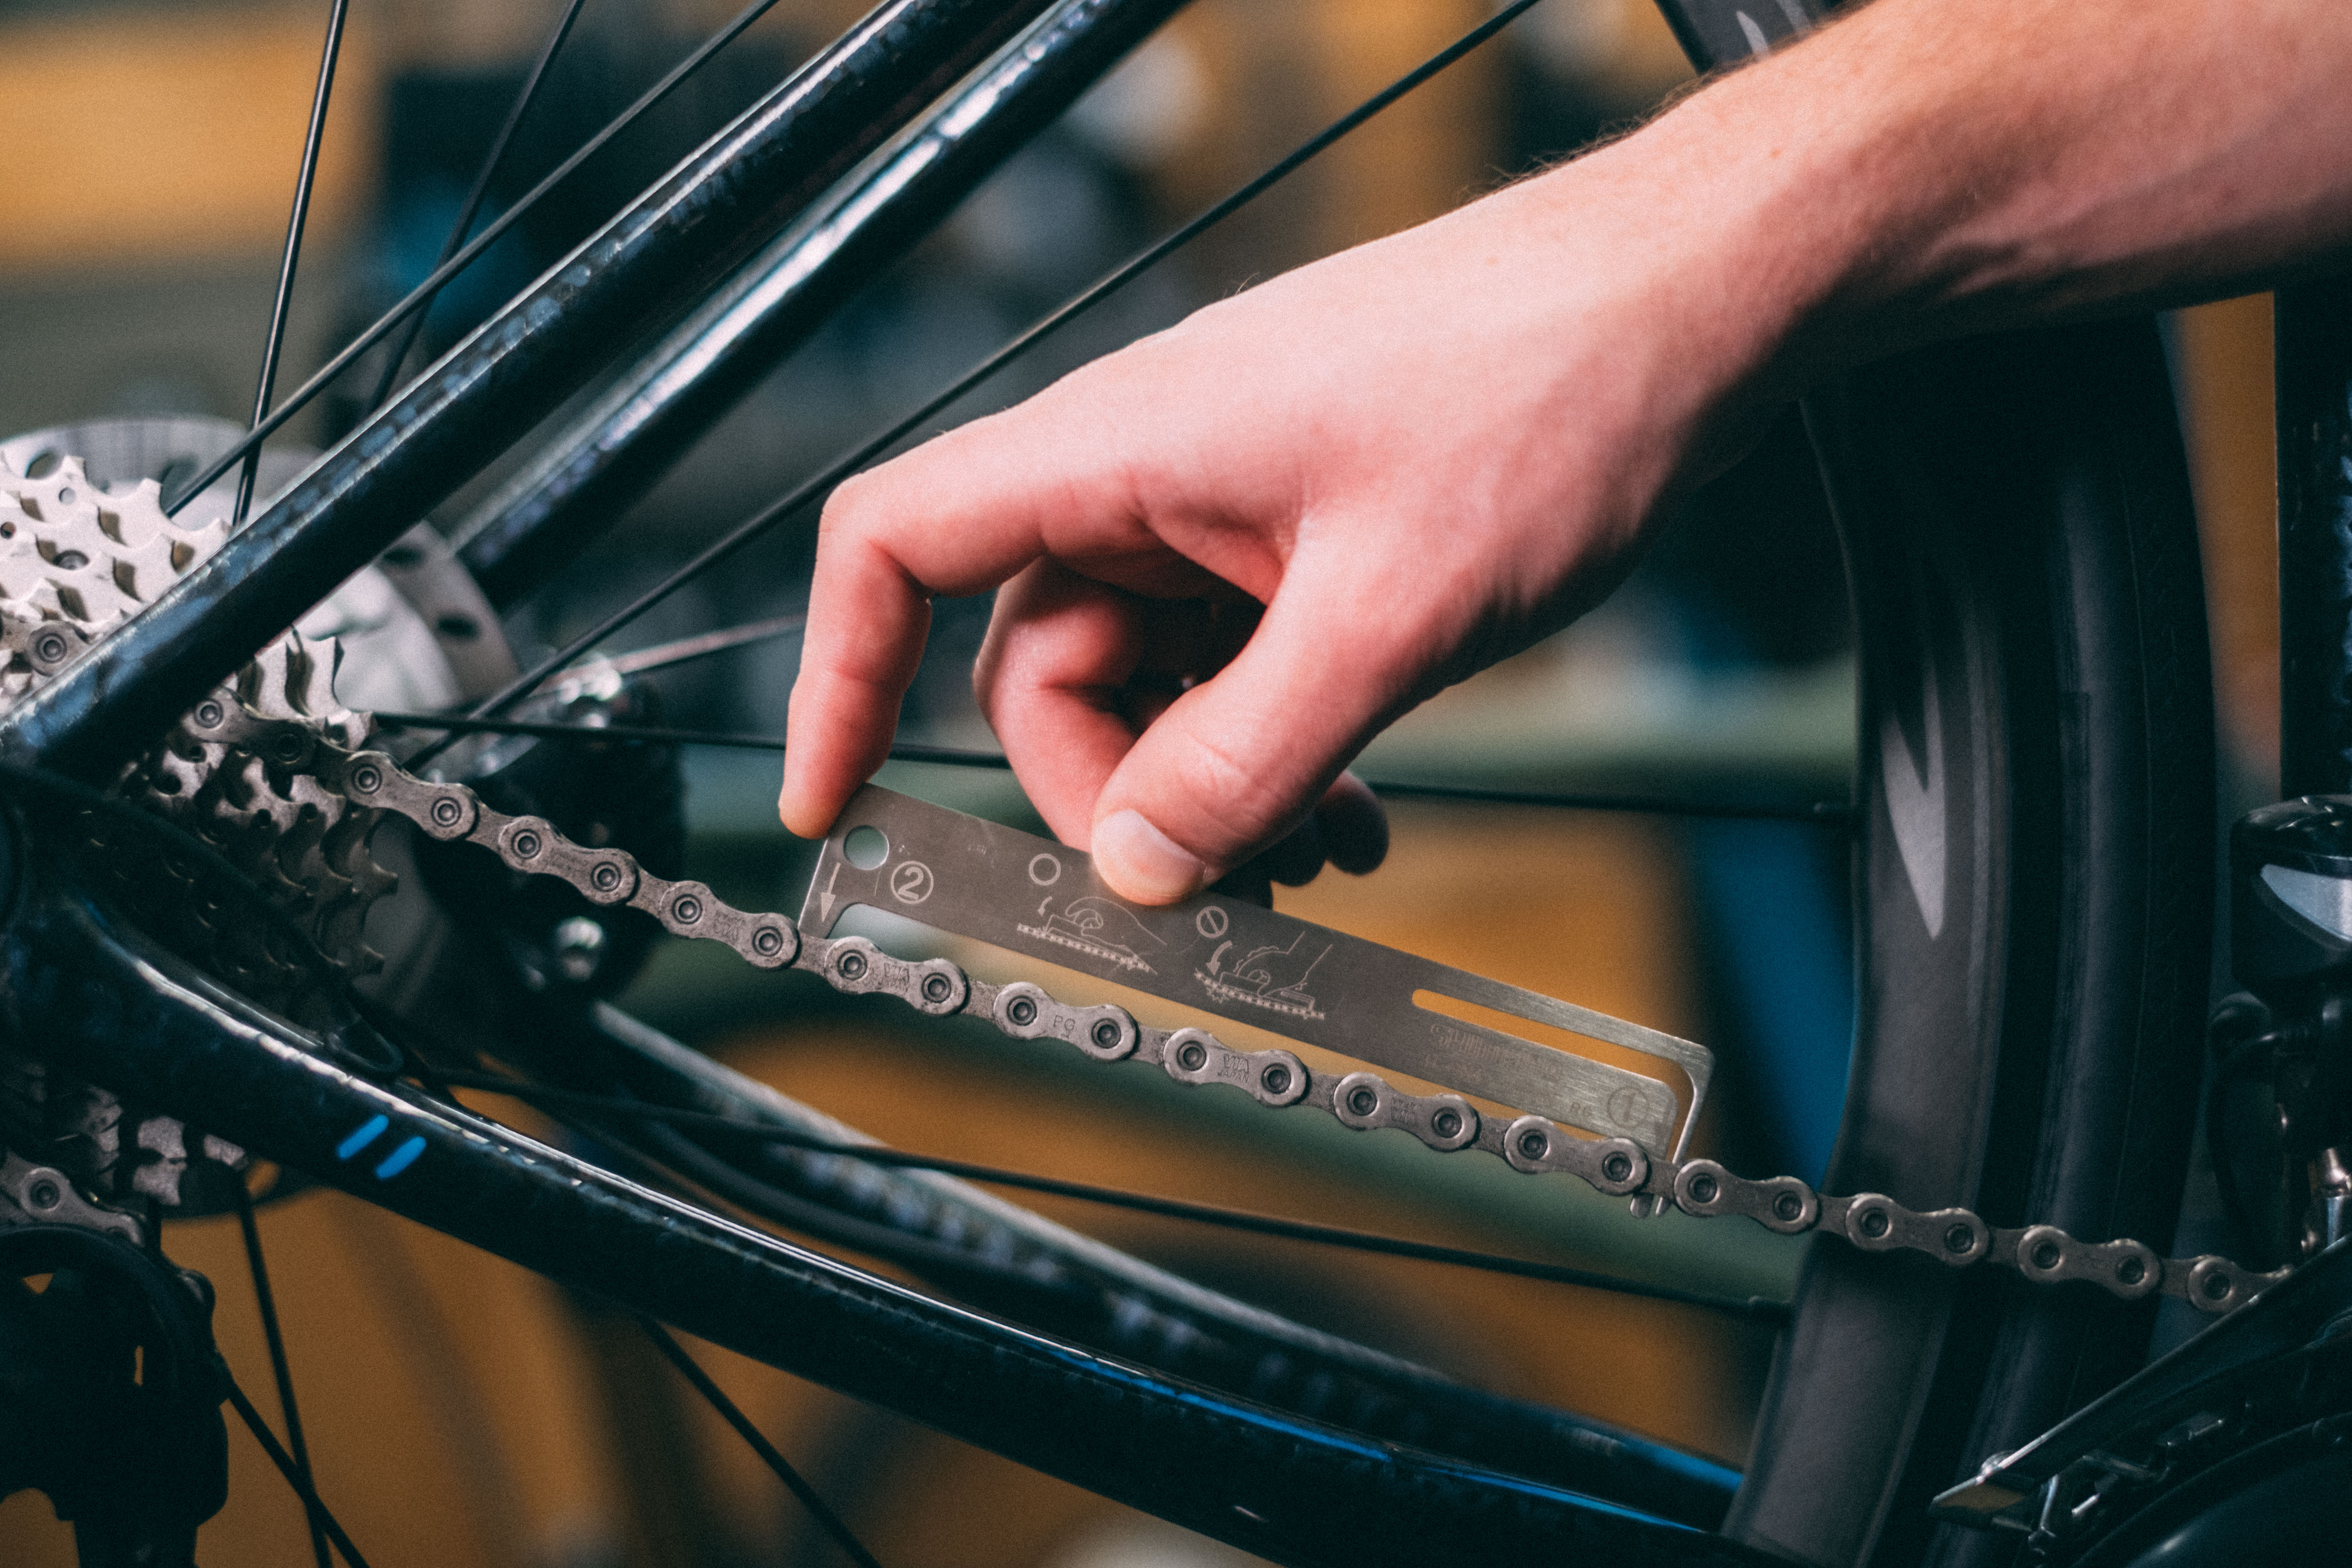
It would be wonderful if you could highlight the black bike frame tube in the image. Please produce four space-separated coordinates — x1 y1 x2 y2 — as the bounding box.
583 1003 1742 1529
457 0 1188 611
0 885 1775 1568
0 0 1058 784
2276 280 2352 798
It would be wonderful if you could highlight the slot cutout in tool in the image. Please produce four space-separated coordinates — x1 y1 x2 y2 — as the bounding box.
1413 988 1688 1124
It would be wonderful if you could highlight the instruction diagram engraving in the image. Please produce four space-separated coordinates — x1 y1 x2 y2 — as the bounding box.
1196 932 1330 1021
1017 895 1162 973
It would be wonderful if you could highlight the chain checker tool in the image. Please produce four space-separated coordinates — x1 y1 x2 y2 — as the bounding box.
212 691 2283 1315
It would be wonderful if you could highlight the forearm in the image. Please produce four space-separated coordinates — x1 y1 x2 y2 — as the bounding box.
781 0 2352 891
1580 0 2352 384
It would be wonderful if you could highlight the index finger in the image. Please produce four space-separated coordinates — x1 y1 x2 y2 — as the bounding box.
777 397 1142 839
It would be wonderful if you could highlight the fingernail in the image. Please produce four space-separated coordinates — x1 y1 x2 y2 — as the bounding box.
1093 810 1208 905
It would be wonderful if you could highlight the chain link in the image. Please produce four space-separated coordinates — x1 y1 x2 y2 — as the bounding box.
285 724 2285 1315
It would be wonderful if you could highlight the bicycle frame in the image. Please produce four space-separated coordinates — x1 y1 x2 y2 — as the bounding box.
0 0 1816 780
0 0 1071 781
0 805 1773 1564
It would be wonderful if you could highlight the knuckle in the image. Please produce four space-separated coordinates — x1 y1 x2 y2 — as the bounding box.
818 472 884 538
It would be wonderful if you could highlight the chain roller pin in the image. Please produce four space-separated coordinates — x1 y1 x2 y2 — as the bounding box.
1331 1072 1386 1128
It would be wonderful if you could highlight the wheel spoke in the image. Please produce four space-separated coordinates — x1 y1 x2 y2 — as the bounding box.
420 0 1557 764
372 712 1847 822
1358 778 1852 825
636 1318 885 1568
222 1372 373 1568
164 0 795 518
236 0 354 527
436 1071 1788 1320
376 710 957 758
584 612 807 679
236 1183 331 1568
361 0 594 416
331 1207 534 1564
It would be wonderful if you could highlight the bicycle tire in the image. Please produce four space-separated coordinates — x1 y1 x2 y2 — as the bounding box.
1728 317 2215 1566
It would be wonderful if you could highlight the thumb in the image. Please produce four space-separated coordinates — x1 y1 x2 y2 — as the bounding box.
1088 568 1426 904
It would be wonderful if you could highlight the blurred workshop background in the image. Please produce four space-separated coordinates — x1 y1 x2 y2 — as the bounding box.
0 0 2281 1562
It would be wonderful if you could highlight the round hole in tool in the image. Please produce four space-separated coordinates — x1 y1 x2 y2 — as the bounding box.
2116 1256 2147 1286
1773 1191 1803 1222
1858 1208 1892 1240
1688 1174 1720 1205
1944 1223 1975 1255
2030 1240 2062 1270
844 825 888 869
2202 1271 2233 1301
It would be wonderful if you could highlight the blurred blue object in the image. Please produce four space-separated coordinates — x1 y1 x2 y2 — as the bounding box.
1685 816 1850 1188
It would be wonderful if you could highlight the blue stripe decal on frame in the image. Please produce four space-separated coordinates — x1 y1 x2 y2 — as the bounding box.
336 1115 389 1161
374 1136 426 1181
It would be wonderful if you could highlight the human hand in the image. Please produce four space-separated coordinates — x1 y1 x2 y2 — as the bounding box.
779 127 1795 903
780 0 2352 906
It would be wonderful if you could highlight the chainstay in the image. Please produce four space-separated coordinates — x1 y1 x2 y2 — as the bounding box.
228 706 2282 1317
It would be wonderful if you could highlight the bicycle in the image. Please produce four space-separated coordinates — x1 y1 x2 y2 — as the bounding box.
0 0 2331 1563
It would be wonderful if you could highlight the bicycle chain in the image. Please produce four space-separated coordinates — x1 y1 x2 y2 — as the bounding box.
219 702 2283 1317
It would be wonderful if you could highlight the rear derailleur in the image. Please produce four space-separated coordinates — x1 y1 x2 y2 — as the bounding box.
1936 797 2352 1563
